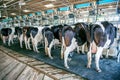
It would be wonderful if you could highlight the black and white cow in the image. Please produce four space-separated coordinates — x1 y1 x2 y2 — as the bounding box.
74 23 88 54
87 21 117 72
1 27 15 46
43 26 54 59
102 26 118 59
61 23 88 68
30 26 44 53
14 27 23 47
21 26 36 50
42 25 64 59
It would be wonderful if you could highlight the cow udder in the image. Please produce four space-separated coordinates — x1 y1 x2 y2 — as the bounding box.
91 42 97 53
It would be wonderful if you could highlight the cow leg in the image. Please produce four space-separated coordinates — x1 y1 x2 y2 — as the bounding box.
117 40 119 62
31 39 36 52
105 49 109 58
117 52 120 62
45 46 48 55
64 47 70 69
117 47 120 62
87 44 92 68
27 38 31 50
11 34 14 44
82 44 85 54
61 44 65 59
34 41 39 53
47 40 54 59
19 35 23 48
61 37 65 59
24 36 28 49
64 45 76 69
2 36 6 44
64 38 77 69
33 45 36 52
95 47 103 72
8 35 12 46
77 46 80 53
45 37 48 55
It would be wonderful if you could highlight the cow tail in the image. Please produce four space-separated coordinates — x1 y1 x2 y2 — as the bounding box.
30 33 33 42
90 25 94 43
43 30 45 42
42 30 46 46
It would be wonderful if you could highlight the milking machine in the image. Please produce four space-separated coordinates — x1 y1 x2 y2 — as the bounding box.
34 12 41 26
53 9 60 25
67 5 75 25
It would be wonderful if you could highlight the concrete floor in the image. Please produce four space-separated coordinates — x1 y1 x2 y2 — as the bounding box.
0 46 85 80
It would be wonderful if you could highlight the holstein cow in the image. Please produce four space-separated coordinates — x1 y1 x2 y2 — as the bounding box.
61 23 88 69
14 27 23 48
50 25 63 50
105 24 118 58
22 26 34 50
43 25 64 59
43 26 54 59
30 26 44 53
87 21 117 72
1 27 15 46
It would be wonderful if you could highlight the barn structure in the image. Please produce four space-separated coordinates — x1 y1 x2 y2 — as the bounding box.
0 0 120 80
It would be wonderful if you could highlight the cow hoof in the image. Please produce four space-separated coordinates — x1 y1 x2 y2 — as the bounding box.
65 66 69 69
29 48 32 50
96 69 101 72
117 61 119 63
36 51 39 53
87 65 91 68
117 59 119 63
50 57 53 59
82 51 85 54
61 57 63 59
105 56 108 58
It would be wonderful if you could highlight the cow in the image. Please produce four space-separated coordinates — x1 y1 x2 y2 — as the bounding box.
106 25 118 58
74 23 88 54
22 26 34 50
14 27 23 48
61 23 88 69
87 21 117 72
0 27 15 46
51 25 64 59
43 25 66 59
30 26 44 53
42 26 54 59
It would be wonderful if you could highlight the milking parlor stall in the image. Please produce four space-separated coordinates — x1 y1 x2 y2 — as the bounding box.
0 0 120 80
